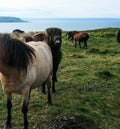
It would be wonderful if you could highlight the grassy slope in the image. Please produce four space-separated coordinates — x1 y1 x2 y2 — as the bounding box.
0 28 120 129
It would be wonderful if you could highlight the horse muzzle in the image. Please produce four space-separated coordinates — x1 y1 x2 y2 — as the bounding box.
54 36 61 45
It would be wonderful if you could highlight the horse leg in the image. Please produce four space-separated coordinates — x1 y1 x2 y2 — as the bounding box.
52 73 56 93
21 89 31 129
83 41 87 49
75 40 77 48
4 93 12 129
52 64 59 93
52 51 62 93
71 37 74 44
46 76 52 104
79 41 81 48
41 81 46 94
52 80 55 93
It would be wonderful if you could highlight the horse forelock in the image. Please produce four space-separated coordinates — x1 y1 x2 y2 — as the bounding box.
0 33 35 72
45 28 62 47
46 28 62 37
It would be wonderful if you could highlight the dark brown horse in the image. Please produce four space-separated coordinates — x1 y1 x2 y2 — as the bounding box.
117 30 120 43
73 32 89 49
66 31 79 41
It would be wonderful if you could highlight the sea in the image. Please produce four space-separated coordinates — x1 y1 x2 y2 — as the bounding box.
0 18 120 33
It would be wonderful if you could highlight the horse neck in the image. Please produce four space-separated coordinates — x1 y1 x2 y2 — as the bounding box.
51 47 61 57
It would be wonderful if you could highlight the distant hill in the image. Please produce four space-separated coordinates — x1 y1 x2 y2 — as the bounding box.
0 16 26 22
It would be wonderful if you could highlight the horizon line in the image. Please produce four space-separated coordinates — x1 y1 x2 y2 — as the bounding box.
22 17 120 19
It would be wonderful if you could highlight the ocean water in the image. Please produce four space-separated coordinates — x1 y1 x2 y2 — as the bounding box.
0 18 120 33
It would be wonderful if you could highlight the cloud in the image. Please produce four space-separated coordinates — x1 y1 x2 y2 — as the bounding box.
0 0 120 18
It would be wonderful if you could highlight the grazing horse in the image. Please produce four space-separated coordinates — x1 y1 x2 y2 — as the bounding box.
42 28 62 93
73 32 89 49
0 34 53 129
66 31 79 41
117 30 120 43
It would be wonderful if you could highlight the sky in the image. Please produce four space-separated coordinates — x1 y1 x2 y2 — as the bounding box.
0 0 120 18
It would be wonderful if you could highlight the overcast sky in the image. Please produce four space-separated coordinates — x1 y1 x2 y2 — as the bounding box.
0 0 120 18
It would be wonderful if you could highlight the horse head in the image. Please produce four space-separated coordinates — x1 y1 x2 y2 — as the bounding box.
45 28 62 49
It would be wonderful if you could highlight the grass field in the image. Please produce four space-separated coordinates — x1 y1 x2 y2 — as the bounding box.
0 28 120 129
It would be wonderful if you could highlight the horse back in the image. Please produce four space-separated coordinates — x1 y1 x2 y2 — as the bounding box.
24 41 53 89
81 32 89 39
74 32 89 41
33 33 46 41
28 41 53 73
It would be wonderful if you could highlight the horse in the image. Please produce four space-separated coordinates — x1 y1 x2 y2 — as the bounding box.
66 31 79 41
21 33 46 43
0 33 53 129
21 35 35 42
117 30 120 43
13 29 24 34
32 32 46 41
73 32 89 49
12 29 25 38
41 28 62 93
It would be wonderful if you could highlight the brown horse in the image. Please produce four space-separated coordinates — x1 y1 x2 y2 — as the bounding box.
117 30 120 43
21 33 46 43
21 35 35 42
73 32 89 49
33 32 46 41
66 31 79 41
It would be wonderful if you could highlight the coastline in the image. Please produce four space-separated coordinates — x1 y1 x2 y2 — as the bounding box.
0 18 120 33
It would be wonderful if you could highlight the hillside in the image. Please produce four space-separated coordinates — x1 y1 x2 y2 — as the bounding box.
0 16 26 22
0 28 120 129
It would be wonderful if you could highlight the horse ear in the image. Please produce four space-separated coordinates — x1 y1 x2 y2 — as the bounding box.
44 32 51 43
45 28 51 36
44 34 49 43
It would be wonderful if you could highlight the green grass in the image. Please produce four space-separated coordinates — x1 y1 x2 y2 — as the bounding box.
0 28 120 129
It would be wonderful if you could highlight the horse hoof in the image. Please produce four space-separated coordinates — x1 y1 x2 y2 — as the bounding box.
46 102 53 107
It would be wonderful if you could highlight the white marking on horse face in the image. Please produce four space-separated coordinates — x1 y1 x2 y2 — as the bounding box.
55 39 61 44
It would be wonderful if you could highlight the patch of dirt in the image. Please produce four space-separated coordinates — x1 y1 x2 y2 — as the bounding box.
97 70 114 79
46 116 99 129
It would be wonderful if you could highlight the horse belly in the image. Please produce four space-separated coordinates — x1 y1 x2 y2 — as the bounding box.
29 64 51 89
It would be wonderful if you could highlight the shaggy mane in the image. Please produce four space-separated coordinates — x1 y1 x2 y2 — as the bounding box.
0 33 35 71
